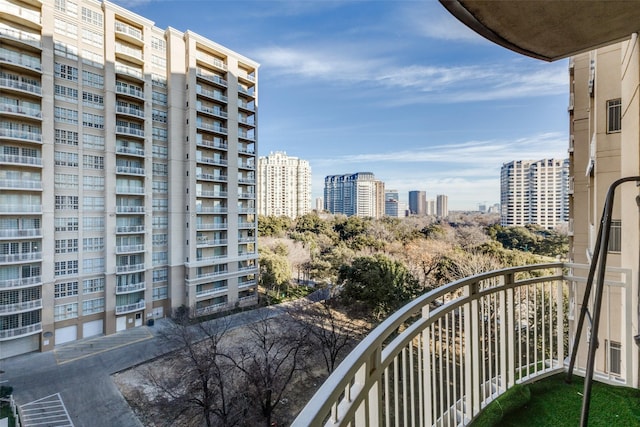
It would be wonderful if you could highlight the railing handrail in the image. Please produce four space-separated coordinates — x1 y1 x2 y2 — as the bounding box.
292 262 604 427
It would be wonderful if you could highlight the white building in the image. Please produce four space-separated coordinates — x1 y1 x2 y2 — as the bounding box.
500 159 569 229
0 0 259 358
436 194 449 218
257 151 311 219
324 172 384 218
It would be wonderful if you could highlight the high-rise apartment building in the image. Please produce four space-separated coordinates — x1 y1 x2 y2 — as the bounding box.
384 189 400 217
500 159 569 229
436 194 449 218
324 172 384 218
257 151 311 219
0 0 259 358
408 190 426 215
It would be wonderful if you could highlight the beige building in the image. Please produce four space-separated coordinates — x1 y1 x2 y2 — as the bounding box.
324 172 385 218
0 0 259 358
257 151 311 219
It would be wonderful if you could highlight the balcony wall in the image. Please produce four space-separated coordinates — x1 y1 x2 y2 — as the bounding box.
293 262 633 427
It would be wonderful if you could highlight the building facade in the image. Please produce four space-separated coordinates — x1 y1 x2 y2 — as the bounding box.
500 158 569 229
257 151 311 219
323 172 384 218
408 190 426 215
384 189 400 217
436 194 449 218
0 0 259 358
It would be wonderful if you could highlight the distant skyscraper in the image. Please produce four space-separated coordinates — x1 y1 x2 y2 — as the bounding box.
436 195 449 218
385 190 400 217
257 152 311 219
408 191 427 215
315 197 324 212
324 172 384 218
426 199 436 216
500 159 569 228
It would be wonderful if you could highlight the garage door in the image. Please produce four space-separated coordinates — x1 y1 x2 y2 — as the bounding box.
0 335 39 359
82 319 103 338
116 316 127 332
55 325 77 345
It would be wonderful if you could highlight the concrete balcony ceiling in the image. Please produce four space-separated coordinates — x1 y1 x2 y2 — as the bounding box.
440 0 640 61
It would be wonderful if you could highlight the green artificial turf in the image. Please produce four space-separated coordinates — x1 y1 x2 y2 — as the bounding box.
472 373 640 427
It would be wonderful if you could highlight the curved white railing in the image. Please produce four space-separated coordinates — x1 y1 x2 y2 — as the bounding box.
293 262 629 427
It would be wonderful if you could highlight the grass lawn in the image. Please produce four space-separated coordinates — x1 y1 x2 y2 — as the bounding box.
473 374 640 426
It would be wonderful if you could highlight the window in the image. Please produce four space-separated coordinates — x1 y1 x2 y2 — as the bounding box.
152 251 167 266
151 54 166 68
81 28 103 47
152 286 168 301
152 127 167 141
83 175 104 191
152 91 167 105
55 217 78 232
83 155 104 169
152 163 168 176
83 134 104 150
152 109 167 123
54 281 78 298
54 302 78 321
152 144 168 158
54 18 78 39
81 7 103 27
55 239 78 254
54 63 78 81
54 84 78 102
82 113 104 129
153 198 168 211
54 151 78 167
81 50 104 68
83 258 104 274
153 268 168 283
83 298 105 315
55 196 79 210
608 340 622 376
152 216 168 229
608 220 621 252
152 74 167 88
55 0 77 16
55 173 78 190
153 181 168 193
83 237 104 252
82 91 104 108
83 277 105 294
151 37 166 52
54 107 78 124
83 197 104 211
607 99 622 133
55 260 78 276
83 217 104 232
54 42 78 60
82 70 104 88
55 129 79 146
152 234 167 246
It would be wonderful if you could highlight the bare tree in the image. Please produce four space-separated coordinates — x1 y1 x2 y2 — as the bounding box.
142 313 246 427
233 311 312 427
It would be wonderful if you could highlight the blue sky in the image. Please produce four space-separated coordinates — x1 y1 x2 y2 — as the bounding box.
113 0 569 210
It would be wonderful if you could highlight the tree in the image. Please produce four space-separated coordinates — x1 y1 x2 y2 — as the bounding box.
257 215 292 237
338 254 421 319
142 313 245 427
233 312 312 427
259 248 291 291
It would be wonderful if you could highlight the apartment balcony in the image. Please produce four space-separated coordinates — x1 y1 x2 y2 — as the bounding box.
189 268 229 282
195 286 228 298
195 302 227 317
0 298 42 315
196 86 228 103
0 128 42 144
238 192 255 199
196 138 228 150
293 262 631 427
0 153 42 167
0 102 42 120
186 257 228 270
237 294 258 307
238 236 256 244
116 225 145 234
197 121 228 135
0 228 41 239
116 85 144 100
115 64 144 81
238 99 255 112
238 116 255 127
195 52 227 71
0 179 41 191
115 21 144 44
115 263 145 274
238 279 257 289
238 207 256 214
116 281 146 294
195 172 228 182
196 190 228 198
238 265 257 273
0 322 42 341
237 85 255 98
115 44 143 64
116 145 145 157
238 161 255 170
238 130 255 142
0 77 41 96
0 275 41 290
116 165 145 176
196 68 227 87
116 186 145 195
116 105 145 119
115 300 145 315
196 157 228 167
238 177 256 184
0 26 41 50
238 71 256 84
0 204 41 214
0 49 41 73
116 126 145 138
197 104 228 119
238 221 255 229
0 252 42 264
116 205 145 214
0 2 41 28
196 238 228 248
115 244 145 254
196 223 228 231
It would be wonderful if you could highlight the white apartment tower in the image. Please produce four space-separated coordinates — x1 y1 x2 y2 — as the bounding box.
436 194 449 218
324 172 384 218
0 0 259 358
500 159 569 229
257 151 311 219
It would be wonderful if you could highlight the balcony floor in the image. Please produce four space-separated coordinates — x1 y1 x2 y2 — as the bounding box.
478 373 640 426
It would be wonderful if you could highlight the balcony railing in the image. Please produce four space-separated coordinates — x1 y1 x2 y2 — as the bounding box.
0 102 42 118
0 204 41 214
0 228 41 238
0 275 41 289
293 262 632 427
0 322 42 341
116 146 145 157
196 138 227 150
115 244 145 254
0 128 42 143
116 205 145 214
115 300 145 315
115 21 143 41
0 77 41 95
116 225 145 234
195 286 228 298
0 154 42 167
116 281 146 294
196 222 228 230
0 252 42 263
0 26 41 48
116 165 145 175
196 68 227 86
0 298 42 314
116 263 145 273
0 179 41 190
